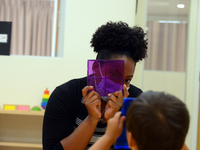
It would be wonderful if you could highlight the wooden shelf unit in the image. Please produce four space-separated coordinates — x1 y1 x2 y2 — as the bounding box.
0 110 44 150
0 141 42 148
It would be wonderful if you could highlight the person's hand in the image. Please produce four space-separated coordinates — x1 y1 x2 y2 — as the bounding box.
181 143 189 150
104 90 123 121
123 84 129 98
82 86 101 121
105 111 126 142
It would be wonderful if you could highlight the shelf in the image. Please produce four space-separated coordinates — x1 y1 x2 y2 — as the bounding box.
0 141 42 148
0 110 44 116
0 109 44 150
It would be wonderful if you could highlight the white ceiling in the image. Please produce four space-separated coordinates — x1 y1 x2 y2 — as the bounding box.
147 0 190 17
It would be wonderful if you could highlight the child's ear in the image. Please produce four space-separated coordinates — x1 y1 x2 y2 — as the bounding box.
126 131 137 150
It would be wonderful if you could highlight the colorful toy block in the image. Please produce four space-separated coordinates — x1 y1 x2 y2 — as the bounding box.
41 88 50 109
31 106 43 111
3 104 16 111
17 105 30 111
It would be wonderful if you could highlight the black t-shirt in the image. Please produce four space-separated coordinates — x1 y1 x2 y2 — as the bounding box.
42 77 142 150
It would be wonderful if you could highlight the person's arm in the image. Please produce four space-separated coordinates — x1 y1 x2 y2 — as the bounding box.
181 143 189 150
60 115 99 150
43 83 101 150
89 112 126 150
60 86 102 150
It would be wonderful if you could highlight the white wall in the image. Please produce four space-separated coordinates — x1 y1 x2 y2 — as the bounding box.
0 0 136 108
132 0 147 89
143 71 186 100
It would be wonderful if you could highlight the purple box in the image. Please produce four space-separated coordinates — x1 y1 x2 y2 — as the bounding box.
87 60 124 101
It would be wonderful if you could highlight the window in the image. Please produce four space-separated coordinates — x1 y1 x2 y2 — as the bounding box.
145 0 190 72
145 21 187 72
0 0 63 57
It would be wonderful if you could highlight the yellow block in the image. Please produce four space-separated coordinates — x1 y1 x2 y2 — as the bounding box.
4 105 16 111
43 94 49 99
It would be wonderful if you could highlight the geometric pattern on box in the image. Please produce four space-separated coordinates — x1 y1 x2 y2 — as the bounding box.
41 88 50 109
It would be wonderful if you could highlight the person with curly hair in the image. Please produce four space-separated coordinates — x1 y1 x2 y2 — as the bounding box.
42 21 148 150
89 91 190 150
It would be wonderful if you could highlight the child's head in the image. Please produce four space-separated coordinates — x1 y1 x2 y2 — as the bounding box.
126 91 190 150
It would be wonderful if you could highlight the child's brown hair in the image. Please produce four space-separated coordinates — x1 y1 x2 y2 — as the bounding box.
126 91 190 150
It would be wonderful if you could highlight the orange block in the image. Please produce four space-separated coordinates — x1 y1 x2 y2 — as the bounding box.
44 88 50 94
44 90 49 95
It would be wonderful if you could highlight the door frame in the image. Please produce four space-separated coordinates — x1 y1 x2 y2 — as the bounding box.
185 0 200 149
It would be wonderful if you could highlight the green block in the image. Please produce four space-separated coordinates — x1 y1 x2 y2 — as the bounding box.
31 107 42 111
42 98 48 102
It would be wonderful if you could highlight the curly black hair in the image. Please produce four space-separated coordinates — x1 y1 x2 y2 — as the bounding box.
90 21 148 63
